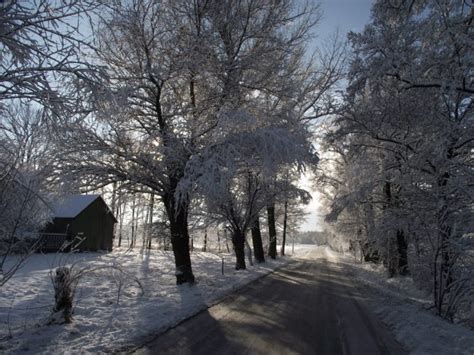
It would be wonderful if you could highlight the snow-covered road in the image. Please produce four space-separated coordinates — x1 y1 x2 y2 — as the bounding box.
133 247 406 355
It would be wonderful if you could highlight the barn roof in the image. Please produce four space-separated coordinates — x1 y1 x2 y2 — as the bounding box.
53 194 101 218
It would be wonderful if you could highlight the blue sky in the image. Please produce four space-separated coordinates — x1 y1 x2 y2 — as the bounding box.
316 0 373 39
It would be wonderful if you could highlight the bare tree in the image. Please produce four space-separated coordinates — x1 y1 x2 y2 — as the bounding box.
0 0 105 286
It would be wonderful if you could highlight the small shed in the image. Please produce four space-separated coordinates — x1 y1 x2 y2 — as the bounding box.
42 195 116 252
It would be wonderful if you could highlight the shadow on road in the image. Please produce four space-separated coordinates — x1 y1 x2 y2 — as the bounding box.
134 258 406 355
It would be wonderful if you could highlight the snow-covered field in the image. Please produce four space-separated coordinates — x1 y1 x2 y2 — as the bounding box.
0 245 313 353
325 247 474 355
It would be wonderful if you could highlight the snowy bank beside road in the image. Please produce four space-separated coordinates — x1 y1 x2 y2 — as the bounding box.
0 246 310 354
324 246 474 355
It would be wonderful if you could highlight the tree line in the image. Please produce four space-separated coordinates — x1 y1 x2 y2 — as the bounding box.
318 0 473 321
0 0 342 285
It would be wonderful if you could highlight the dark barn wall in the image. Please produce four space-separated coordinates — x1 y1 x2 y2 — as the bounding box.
71 198 115 251
43 218 73 234
43 197 116 252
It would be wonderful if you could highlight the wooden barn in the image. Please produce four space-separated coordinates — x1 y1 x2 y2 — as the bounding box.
41 195 116 252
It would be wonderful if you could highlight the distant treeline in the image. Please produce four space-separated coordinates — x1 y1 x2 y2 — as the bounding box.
293 231 329 245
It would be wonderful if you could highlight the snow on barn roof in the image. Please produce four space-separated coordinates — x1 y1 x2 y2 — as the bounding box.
53 194 101 218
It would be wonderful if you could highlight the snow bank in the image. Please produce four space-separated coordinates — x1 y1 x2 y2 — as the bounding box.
0 247 302 353
325 246 474 355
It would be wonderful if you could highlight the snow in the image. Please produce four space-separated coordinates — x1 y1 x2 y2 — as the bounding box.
0 246 311 353
52 195 100 218
3 244 469 354
324 247 474 355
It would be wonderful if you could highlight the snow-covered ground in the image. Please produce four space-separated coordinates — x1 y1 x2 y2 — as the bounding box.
324 247 474 355
0 245 313 353
4 244 469 354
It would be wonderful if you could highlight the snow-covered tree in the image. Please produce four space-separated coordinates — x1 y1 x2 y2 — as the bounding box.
57 0 341 283
321 0 473 320
0 1 104 285
0 0 104 113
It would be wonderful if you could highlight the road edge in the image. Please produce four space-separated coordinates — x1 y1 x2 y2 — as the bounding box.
112 257 298 353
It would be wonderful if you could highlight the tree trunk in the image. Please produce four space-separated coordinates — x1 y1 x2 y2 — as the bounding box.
224 229 230 253
267 204 277 259
130 195 136 248
384 180 409 276
118 202 124 247
164 194 195 285
251 217 265 263
135 199 142 248
245 236 253 266
202 230 207 252
432 168 453 315
147 193 154 249
383 181 392 270
232 229 246 270
396 229 409 275
281 200 288 256
387 234 397 278
111 182 117 216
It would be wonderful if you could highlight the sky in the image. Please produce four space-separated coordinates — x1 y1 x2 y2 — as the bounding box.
316 0 373 40
299 0 372 232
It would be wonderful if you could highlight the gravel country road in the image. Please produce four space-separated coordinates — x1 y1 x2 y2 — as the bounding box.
134 248 407 355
